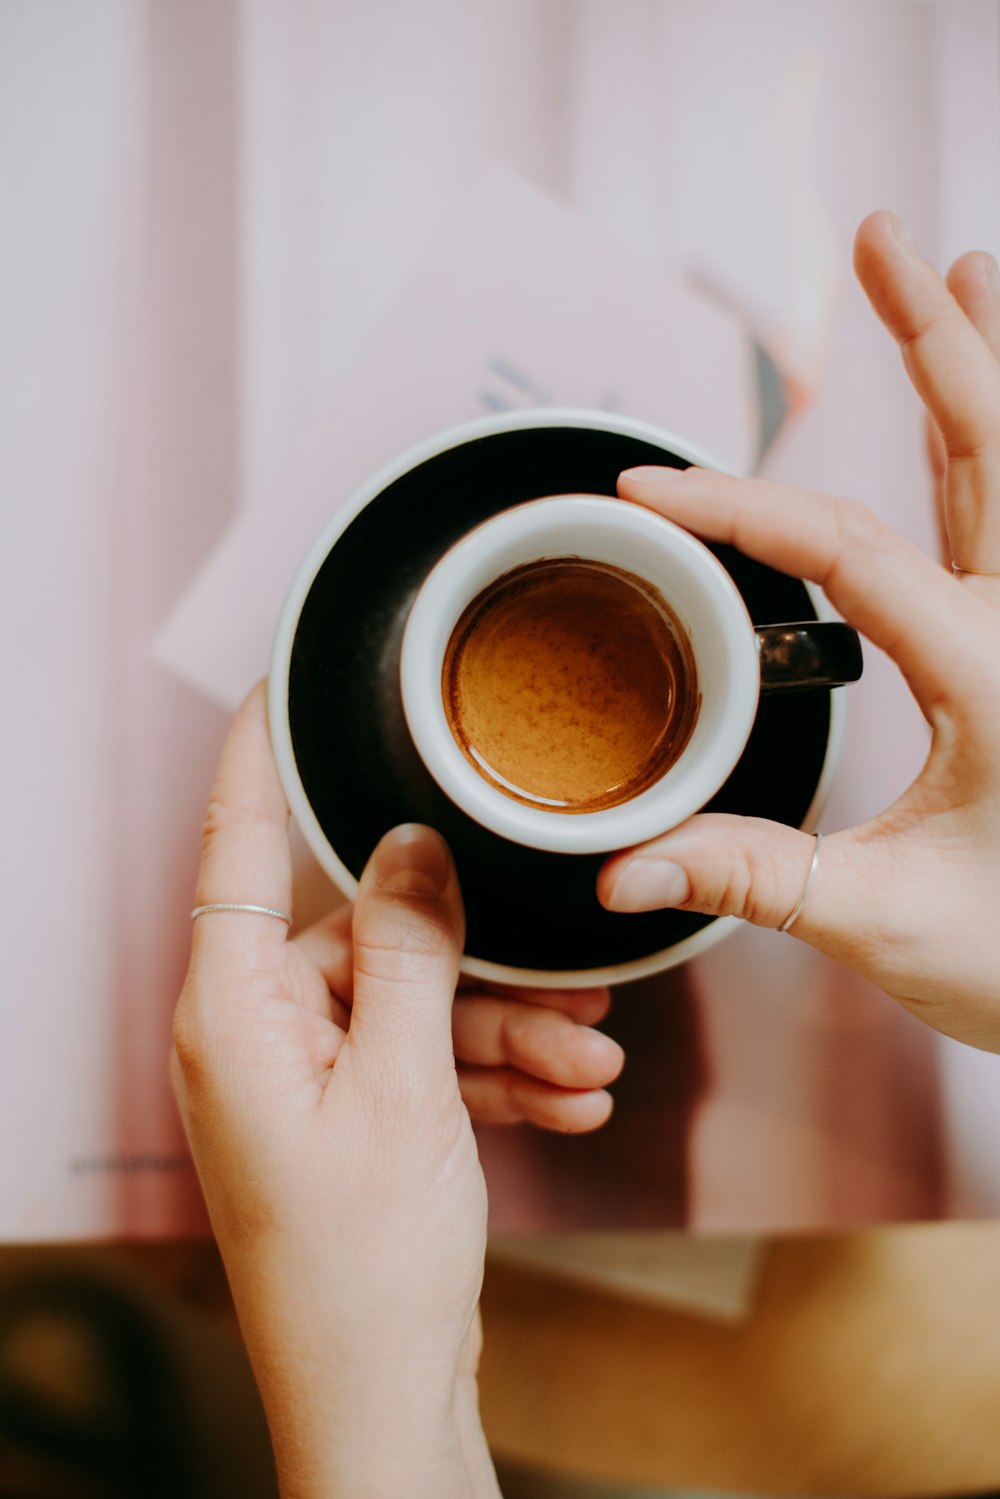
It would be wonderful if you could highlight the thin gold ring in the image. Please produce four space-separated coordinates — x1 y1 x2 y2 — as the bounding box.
952 563 1000 577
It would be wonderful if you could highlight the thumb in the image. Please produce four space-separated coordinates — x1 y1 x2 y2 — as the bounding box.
350 824 465 1080
598 813 834 938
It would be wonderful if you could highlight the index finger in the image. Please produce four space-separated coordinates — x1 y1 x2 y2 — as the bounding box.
191 681 293 970
616 467 988 713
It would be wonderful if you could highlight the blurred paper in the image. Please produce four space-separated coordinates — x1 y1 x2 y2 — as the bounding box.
568 7 842 412
153 168 754 710
489 1232 764 1323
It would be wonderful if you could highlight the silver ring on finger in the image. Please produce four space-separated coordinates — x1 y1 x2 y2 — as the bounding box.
191 902 292 923
778 833 822 934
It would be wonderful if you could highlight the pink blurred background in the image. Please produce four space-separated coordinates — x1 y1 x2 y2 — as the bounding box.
4 0 1000 1240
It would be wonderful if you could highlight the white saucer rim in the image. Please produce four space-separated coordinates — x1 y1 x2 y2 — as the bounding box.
268 407 844 986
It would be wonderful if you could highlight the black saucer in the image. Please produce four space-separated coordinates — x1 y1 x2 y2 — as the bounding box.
285 424 831 978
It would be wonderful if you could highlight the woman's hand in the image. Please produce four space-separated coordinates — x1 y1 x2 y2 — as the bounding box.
600 210 1000 1054
296 915 622 1135
172 688 620 1498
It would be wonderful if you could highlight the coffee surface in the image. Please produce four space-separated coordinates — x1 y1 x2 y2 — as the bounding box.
442 558 698 813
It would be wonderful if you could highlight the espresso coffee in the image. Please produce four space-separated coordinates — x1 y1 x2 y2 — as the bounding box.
442 558 699 814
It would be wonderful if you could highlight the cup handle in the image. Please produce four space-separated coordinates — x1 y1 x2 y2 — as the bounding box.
756 622 863 691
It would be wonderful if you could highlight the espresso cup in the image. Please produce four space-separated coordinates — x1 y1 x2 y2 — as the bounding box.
401 495 861 856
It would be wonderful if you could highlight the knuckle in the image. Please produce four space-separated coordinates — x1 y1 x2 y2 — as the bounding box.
200 783 283 858
897 309 940 354
200 791 247 861
707 830 792 927
200 795 226 857
353 909 454 985
499 1005 535 1066
506 1070 537 1124
170 976 236 1093
945 438 990 464
171 999 208 1084
834 495 891 553
716 856 757 923
821 496 896 595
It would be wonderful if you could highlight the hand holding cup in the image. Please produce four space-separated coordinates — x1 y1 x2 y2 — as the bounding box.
402 493 859 857
601 211 1000 1053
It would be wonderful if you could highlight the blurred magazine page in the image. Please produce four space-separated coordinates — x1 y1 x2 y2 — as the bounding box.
153 168 754 709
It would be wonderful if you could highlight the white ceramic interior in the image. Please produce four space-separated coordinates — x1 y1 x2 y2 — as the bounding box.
400 495 761 855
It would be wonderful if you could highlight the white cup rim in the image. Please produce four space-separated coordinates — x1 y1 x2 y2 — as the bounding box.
400 494 761 855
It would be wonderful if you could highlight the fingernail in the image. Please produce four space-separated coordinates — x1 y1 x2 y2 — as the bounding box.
374 824 450 896
888 212 920 257
986 254 1000 301
582 1029 626 1075
606 858 690 912
620 465 688 485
